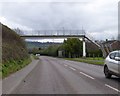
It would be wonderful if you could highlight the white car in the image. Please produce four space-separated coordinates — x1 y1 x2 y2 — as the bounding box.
36 54 40 56
104 50 120 78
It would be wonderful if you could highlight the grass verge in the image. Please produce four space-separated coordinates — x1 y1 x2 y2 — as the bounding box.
31 54 39 60
2 57 32 78
65 58 104 66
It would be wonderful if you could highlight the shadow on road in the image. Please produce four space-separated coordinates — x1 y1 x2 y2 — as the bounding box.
110 77 120 82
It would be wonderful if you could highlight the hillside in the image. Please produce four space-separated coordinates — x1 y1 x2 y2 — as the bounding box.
2 24 31 77
26 41 62 49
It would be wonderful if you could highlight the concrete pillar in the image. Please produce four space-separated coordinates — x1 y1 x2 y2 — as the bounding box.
83 38 86 57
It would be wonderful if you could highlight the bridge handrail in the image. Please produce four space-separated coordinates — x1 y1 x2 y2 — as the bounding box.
85 32 101 48
18 29 86 36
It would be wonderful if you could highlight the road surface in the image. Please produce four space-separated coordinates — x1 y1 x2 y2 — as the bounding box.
11 56 120 94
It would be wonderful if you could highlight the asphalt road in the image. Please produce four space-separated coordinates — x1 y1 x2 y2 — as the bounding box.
11 56 120 94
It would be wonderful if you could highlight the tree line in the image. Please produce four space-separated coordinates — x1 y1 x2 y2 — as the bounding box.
30 38 102 58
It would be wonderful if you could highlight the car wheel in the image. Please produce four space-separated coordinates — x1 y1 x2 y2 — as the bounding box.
104 66 112 78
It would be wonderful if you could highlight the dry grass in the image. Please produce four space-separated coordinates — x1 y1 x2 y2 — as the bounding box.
2 24 30 78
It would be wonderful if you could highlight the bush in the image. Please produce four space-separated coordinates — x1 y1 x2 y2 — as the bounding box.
86 49 103 57
41 45 59 57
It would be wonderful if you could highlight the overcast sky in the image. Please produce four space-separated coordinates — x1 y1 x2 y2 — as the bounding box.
0 0 119 41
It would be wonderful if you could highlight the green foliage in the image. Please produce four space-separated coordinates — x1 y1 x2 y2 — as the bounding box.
41 45 60 57
62 38 83 58
35 38 83 58
28 38 102 58
31 54 39 60
65 58 104 65
2 58 31 78
2 24 30 78
2 24 29 63
30 48 40 55
86 49 103 57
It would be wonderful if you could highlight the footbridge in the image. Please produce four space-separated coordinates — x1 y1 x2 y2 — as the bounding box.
19 29 101 57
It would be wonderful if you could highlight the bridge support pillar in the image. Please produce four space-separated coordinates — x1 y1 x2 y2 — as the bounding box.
83 38 86 57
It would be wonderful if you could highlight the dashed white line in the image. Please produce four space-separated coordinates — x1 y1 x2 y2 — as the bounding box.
69 67 76 71
80 72 95 80
105 84 120 93
64 64 68 67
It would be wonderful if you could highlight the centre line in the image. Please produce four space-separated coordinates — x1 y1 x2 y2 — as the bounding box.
64 64 68 67
105 84 120 93
80 72 95 80
69 67 76 71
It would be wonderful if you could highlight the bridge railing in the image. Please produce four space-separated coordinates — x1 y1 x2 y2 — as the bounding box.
85 32 101 48
85 32 108 57
18 30 86 36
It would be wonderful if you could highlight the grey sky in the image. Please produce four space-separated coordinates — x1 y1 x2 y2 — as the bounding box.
0 0 119 40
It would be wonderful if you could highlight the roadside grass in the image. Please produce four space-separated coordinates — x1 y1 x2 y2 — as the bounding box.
31 54 39 60
2 58 31 78
83 57 104 60
0 66 1 79
65 57 105 66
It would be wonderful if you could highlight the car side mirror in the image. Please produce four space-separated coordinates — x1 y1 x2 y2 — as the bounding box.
115 57 120 61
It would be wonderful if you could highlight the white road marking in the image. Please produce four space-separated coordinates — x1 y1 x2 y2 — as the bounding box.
105 84 120 93
69 67 76 71
80 72 95 80
64 64 68 67
65 60 69 62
